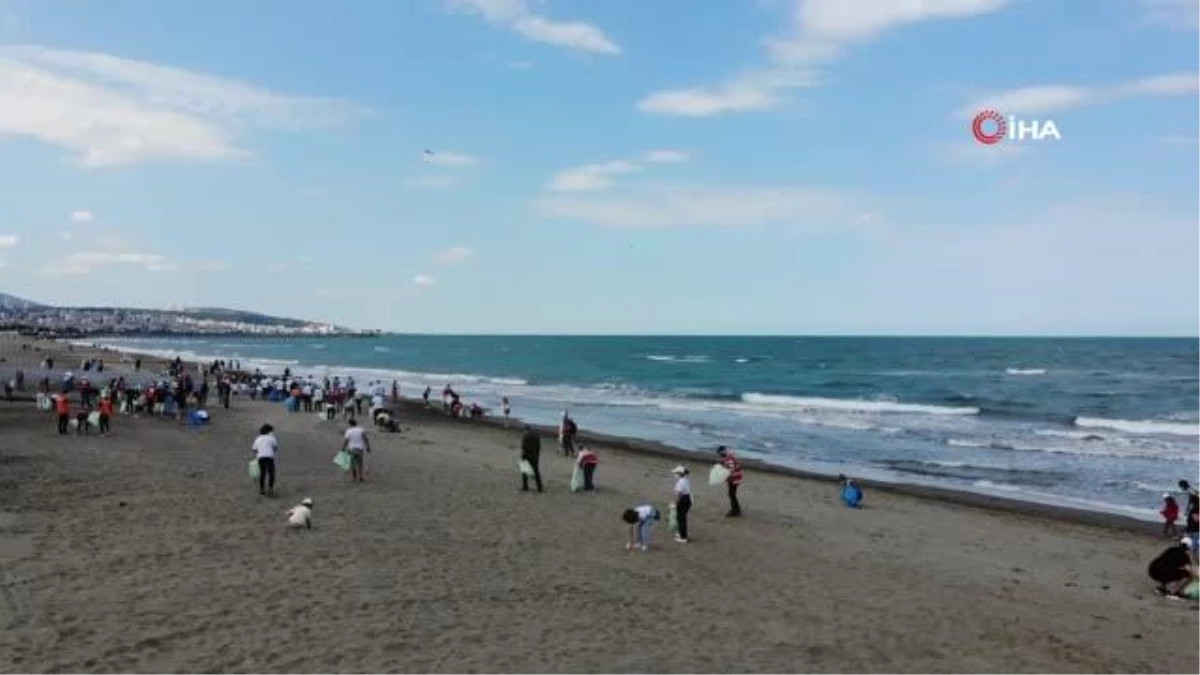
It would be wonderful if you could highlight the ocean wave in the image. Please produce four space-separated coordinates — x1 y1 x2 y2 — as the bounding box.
742 393 979 416
1005 368 1046 375
644 354 711 364
373 346 391 353
1075 416 1199 437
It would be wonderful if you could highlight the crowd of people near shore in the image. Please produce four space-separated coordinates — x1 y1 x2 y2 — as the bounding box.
14 344 1198 602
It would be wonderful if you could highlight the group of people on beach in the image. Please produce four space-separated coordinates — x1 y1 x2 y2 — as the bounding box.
517 411 745 548
1150 480 1200 599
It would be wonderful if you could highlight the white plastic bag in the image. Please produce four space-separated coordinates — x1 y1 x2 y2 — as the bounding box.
708 463 731 487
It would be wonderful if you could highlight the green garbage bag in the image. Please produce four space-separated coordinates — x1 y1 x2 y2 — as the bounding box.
1185 579 1199 601
87 411 101 428
668 505 678 533
248 459 260 480
333 450 352 472
519 460 535 477
569 464 584 493
709 463 731 486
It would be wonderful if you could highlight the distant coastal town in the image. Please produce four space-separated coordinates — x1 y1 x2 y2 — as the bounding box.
0 293 377 338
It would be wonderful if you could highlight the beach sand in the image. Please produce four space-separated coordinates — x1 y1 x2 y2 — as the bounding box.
0 336 1196 673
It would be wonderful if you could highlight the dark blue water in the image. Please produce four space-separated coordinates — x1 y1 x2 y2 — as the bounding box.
96 336 1199 519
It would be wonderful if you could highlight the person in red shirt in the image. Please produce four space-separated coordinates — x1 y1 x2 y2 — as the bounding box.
717 445 743 517
54 393 70 435
576 446 599 491
98 396 114 436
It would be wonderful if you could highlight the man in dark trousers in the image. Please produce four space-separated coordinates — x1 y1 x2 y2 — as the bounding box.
1148 537 1195 598
717 445 743 517
520 425 544 493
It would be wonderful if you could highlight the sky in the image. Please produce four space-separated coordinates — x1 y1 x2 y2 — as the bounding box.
0 0 1196 336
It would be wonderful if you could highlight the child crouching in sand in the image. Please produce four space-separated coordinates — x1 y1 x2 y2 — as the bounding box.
623 505 660 552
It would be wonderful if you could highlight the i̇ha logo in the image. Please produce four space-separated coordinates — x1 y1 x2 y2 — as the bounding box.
972 109 1062 145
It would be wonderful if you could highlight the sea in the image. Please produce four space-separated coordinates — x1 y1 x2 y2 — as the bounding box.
91 335 1199 521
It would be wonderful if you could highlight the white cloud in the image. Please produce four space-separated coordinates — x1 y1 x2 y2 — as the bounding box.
41 248 175 275
192 261 228 272
0 234 18 248
434 246 475 264
61 231 75 240
547 160 640 192
1158 135 1200 145
639 0 1012 117
940 140 1028 166
421 150 480 167
954 73 1200 118
0 45 367 167
414 274 437 287
534 185 864 228
69 209 95 223
408 175 460 189
643 150 691 163
1140 0 1200 29
450 0 620 55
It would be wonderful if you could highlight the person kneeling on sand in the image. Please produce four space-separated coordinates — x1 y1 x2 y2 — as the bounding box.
343 419 371 483
285 498 314 529
623 504 660 552
1148 537 1195 599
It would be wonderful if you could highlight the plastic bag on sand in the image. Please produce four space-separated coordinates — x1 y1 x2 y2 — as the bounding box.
569 464 584 493
519 460 535 477
709 463 731 486
333 450 352 472
841 483 863 508
248 459 261 480
668 505 678 533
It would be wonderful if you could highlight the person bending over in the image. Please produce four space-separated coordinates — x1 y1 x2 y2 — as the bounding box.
1148 537 1196 598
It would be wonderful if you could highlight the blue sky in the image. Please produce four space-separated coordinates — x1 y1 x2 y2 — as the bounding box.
0 0 1196 335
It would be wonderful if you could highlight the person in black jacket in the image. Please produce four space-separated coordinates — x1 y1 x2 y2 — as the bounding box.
1148 537 1195 598
520 425 544 493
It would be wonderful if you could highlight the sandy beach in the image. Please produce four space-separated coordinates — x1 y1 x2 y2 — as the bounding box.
0 336 1196 673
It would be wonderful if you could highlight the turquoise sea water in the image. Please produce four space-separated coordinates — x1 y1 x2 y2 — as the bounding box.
96 335 1199 519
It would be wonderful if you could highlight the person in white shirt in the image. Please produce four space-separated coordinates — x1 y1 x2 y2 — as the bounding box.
672 466 692 543
251 424 279 496
342 419 371 483
622 504 660 552
285 498 314 529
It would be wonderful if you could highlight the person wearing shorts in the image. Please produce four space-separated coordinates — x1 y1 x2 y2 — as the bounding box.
343 419 371 483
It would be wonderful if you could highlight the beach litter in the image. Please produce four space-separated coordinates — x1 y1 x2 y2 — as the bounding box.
569 464 584 492
333 450 352 472
709 463 730 486
248 459 260 480
519 460 535 477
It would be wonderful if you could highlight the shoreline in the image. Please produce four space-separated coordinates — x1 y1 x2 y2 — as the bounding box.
1 335 1196 672
66 337 1176 531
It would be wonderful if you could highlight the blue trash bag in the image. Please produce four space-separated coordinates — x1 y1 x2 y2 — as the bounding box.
188 410 209 425
841 483 863 508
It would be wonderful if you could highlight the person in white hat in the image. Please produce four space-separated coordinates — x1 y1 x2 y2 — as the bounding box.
1147 536 1195 599
672 465 692 543
285 498 314 529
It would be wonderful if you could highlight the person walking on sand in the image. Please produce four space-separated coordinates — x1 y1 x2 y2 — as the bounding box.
54 393 70 435
520 425 544 493
252 424 279 497
343 419 371 483
577 445 599 491
560 411 578 457
1162 493 1181 538
97 395 113 436
716 445 743 517
671 466 692 543
502 397 511 426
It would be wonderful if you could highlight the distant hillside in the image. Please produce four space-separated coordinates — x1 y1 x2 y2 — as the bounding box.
0 293 368 335
0 292 46 311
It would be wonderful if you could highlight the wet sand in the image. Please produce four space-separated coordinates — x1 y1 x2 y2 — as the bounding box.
0 336 1196 673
